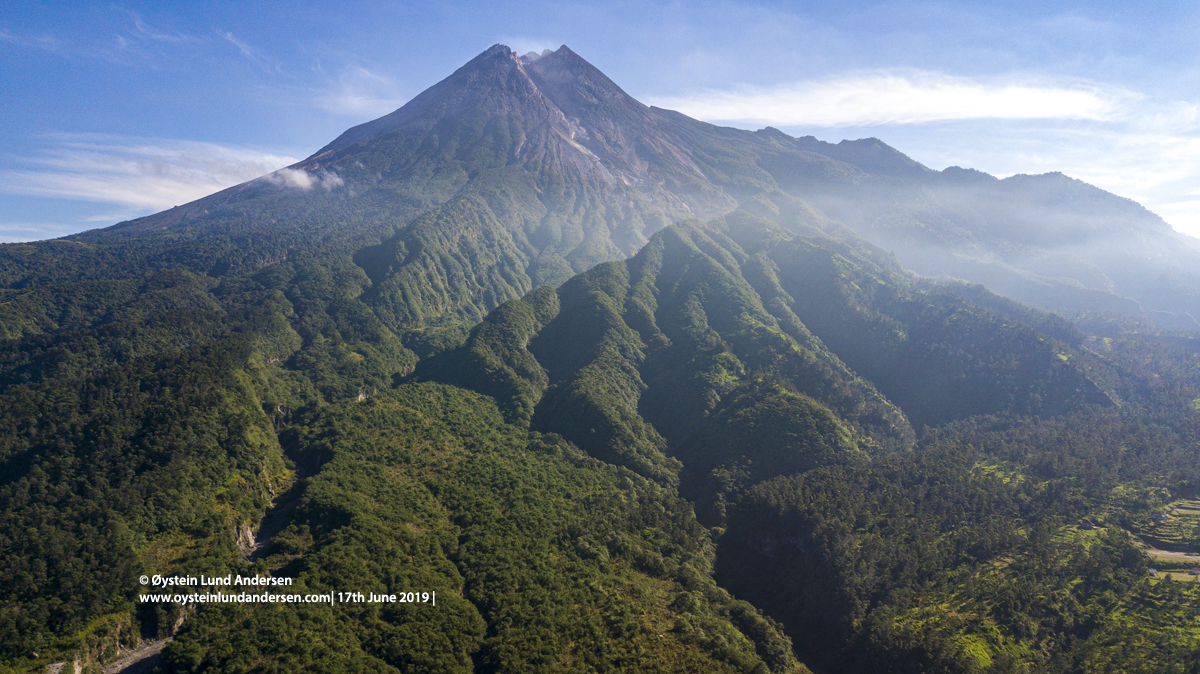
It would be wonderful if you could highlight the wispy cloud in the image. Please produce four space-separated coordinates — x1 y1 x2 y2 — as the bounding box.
313 65 403 117
216 29 253 57
0 28 59 52
212 28 282 74
650 70 1131 126
0 134 300 210
125 10 202 44
3 10 209 65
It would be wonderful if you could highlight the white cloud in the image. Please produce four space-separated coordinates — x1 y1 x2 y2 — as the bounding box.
0 134 301 210
262 167 344 191
313 65 404 118
650 70 1131 126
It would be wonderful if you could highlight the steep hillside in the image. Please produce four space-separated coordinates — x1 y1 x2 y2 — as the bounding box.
161 384 806 673
408 205 1200 673
0 223 809 674
3 43 1200 674
418 195 1110 512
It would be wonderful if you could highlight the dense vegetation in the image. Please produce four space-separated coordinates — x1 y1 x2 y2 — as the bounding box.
0 202 826 673
4 43 1200 674
162 384 803 673
413 201 1200 673
5 183 1199 672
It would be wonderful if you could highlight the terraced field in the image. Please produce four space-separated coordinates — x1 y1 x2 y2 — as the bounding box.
1150 499 1200 549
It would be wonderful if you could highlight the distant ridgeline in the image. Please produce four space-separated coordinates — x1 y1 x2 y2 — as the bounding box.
2 45 1199 673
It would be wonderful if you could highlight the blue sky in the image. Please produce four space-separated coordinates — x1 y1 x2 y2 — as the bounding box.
3 0 1199 241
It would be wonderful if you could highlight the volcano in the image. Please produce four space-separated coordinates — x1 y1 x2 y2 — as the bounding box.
46 44 1194 330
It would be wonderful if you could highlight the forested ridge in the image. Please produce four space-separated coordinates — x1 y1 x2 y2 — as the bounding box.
3 43 1200 674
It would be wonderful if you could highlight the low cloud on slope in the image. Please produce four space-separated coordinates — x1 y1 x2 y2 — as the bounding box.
263 167 344 190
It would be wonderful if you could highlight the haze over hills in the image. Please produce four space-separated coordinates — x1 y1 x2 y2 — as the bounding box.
2 44 1200 674
771 136 1200 329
